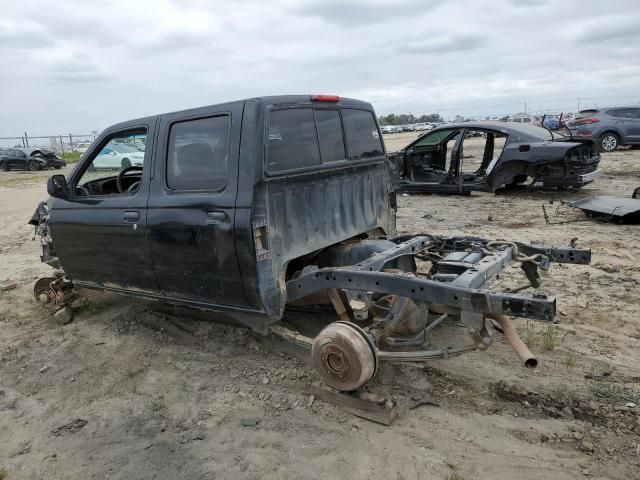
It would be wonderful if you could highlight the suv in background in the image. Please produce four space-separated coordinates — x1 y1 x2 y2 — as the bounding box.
568 107 640 152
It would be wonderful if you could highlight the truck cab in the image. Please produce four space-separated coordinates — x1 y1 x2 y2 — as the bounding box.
41 95 395 331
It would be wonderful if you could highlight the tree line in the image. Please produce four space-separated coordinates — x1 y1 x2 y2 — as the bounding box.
378 113 443 126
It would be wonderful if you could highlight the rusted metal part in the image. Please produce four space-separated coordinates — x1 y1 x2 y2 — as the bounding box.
327 288 350 321
488 313 538 368
310 321 378 391
269 324 313 349
310 381 398 425
34 276 74 307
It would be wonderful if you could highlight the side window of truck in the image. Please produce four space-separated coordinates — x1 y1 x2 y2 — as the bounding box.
267 108 321 172
342 109 384 160
166 115 230 191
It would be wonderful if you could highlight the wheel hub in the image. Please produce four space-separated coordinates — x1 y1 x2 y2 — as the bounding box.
311 321 378 391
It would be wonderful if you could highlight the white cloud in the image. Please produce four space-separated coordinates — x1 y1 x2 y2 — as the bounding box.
1 0 639 135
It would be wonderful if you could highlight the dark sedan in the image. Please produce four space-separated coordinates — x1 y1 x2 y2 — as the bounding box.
390 121 601 194
0 148 66 172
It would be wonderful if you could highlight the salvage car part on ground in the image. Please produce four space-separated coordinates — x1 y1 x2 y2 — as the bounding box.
391 121 600 194
29 94 592 394
569 195 640 223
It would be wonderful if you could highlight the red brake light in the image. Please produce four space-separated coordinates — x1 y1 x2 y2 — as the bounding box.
575 117 599 125
310 94 340 102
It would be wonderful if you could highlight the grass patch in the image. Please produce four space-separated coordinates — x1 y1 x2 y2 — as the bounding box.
589 380 637 403
150 398 168 417
564 351 577 368
447 470 464 480
0 176 43 188
541 325 558 351
61 151 82 164
520 321 538 349
0 467 7 480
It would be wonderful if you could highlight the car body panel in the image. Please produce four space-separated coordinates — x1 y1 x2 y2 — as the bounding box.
570 195 640 222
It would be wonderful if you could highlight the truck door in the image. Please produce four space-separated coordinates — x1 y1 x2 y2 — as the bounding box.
146 103 248 307
47 123 158 292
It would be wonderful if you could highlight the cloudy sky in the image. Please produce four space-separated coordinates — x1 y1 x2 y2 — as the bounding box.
1 0 640 136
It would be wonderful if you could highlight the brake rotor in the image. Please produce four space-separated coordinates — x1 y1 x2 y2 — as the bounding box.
311 321 378 392
34 277 56 305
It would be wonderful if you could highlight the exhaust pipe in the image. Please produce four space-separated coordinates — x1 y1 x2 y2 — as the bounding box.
487 313 538 369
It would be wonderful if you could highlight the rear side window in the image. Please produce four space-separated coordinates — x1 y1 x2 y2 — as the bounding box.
267 109 321 172
315 109 346 163
166 116 230 191
342 109 384 160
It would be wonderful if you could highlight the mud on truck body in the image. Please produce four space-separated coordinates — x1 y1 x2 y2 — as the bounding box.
31 95 591 392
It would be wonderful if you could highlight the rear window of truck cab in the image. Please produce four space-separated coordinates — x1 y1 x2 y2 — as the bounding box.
267 107 382 173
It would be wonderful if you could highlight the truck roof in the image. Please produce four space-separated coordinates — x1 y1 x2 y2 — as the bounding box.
108 95 374 131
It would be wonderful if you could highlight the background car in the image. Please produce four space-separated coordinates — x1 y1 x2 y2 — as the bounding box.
92 144 145 169
73 140 94 153
0 148 66 171
567 106 640 152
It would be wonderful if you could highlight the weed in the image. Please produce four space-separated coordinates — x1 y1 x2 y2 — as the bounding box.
84 299 98 316
60 151 82 164
150 398 167 417
541 325 558 351
520 321 538 348
0 468 7 480
589 380 635 403
550 384 572 404
447 470 464 480
564 351 577 368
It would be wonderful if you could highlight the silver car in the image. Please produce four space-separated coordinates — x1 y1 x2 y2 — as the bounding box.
568 106 640 152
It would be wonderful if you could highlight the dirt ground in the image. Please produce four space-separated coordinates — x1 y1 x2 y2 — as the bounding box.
1 137 639 480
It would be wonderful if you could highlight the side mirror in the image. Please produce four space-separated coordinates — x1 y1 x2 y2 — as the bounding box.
47 175 70 199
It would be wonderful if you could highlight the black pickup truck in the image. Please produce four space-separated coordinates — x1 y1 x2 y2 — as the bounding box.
31 95 590 392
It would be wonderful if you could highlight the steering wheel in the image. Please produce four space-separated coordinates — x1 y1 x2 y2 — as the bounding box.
116 166 143 193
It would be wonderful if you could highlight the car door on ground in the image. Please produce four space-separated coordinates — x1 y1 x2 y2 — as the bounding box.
47 123 158 292
146 102 248 308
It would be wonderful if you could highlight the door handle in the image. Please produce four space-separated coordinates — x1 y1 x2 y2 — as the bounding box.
123 210 140 222
206 210 227 222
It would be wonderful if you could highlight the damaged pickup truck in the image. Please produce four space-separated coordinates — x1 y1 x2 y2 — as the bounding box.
391 121 601 194
31 95 591 393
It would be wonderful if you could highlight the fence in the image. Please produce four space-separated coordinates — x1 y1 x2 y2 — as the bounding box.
0 132 97 155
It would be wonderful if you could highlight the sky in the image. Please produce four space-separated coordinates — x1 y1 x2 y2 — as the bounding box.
1 0 640 136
